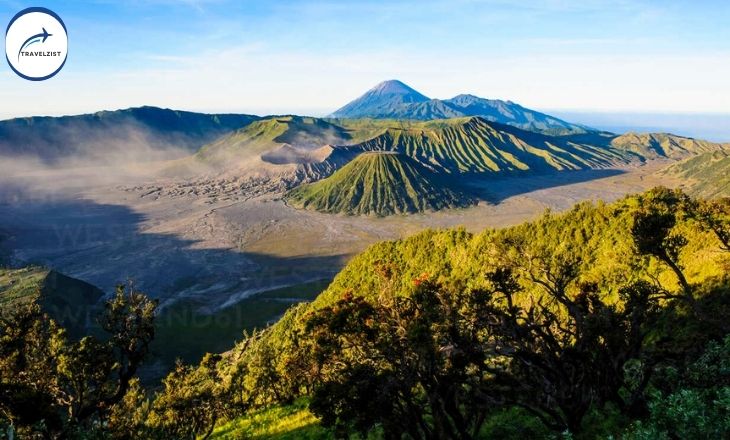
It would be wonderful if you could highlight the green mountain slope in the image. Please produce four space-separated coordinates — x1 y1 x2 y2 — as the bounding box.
608 132 727 159
247 190 729 353
330 80 588 134
189 116 726 206
285 152 476 216
661 150 730 198
195 116 353 165
0 266 104 338
206 190 729 438
338 117 632 174
0 106 259 162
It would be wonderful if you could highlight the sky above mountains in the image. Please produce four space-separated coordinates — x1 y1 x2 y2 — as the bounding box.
1 0 729 123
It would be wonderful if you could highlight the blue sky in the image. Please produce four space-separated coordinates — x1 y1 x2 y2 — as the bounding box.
1 0 730 121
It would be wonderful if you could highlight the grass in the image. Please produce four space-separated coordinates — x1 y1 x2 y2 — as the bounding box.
0 266 49 311
210 398 333 440
610 132 727 160
191 114 658 177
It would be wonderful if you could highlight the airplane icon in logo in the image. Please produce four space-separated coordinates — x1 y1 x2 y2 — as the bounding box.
18 27 53 61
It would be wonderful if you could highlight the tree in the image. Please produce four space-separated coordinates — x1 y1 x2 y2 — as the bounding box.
149 353 228 440
106 378 154 440
479 266 662 432
0 303 67 434
0 284 157 438
305 252 669 437
305 274 500 440
630 188 730 332
630 187 692 295
693 197 730 252
625 336 730 439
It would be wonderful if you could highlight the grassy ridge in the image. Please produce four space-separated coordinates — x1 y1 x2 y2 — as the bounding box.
0 266 49 309
196 116 366 165
0 267 103 338
609 132 727 159
285 152 476 216
0 106 259 160
194 115 727 177
661 150 730 198
346 117 632 174
189 115 728 217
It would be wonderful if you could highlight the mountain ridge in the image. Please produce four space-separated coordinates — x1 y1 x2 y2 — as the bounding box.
330 80 590 134
285 151 476 216
0 106 260 162
190 114 729 191
660 150 730 198
0 266 104 338
608 132 727 159
311 117 634 176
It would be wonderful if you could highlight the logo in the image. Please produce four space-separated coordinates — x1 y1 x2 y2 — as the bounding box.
5 7 68 81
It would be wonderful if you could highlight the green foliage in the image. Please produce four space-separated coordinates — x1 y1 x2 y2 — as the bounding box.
304 281 499 439
694 197 730 251
148 353 230 440
478 407 553 439
0 284 157 439
300 264 666 437
285 152 475 215
625 336 730 439
6 188 727 439
106 378 153 439
208 188 729 438
629 187 693 294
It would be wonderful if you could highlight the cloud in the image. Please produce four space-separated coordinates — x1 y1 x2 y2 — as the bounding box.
1 0 728 118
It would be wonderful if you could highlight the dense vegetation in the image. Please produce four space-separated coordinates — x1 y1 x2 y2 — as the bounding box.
0 285 156 438
285 152 476 216
2 188 728 439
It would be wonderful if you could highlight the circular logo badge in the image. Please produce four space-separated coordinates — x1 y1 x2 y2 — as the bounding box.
5 7 68 81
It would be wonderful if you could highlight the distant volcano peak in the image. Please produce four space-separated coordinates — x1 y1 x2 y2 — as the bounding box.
369 80 428 98
330 80 430 119
330 80 588 134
